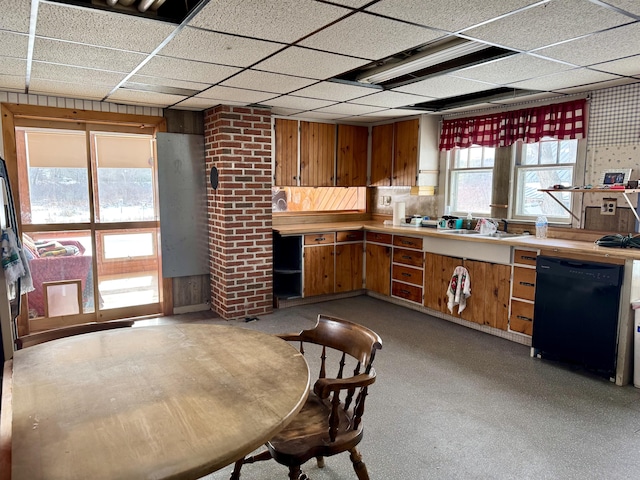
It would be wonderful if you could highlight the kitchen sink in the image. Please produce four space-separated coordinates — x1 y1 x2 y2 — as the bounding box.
437 229 480 235
477 232 530 239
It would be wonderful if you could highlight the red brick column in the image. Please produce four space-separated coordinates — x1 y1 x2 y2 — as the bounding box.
204 105 273 320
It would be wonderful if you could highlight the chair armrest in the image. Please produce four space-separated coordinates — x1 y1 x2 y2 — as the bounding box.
313 370 377 399
277 333 302 342
16 319 134 349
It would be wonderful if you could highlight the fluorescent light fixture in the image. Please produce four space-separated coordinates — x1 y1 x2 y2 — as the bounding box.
357 39 491 85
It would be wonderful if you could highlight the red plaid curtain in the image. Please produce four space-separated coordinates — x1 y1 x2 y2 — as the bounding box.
439 99 586 150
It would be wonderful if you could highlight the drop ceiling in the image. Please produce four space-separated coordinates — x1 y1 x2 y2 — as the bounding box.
1 0 640 123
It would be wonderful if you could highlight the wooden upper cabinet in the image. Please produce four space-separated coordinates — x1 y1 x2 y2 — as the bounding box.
336 124 367 186
370 123 393 186
300 121 336 186
274 118 298 186
393 119 419 186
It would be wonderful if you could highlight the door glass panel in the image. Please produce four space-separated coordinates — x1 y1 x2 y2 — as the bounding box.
93 132 157 222
17 128 90 224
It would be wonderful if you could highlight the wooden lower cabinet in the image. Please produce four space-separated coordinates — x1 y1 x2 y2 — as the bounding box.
510 299 534 336
303 244 334 297
424 252 460 313
365 243 391 296
335 243 363 293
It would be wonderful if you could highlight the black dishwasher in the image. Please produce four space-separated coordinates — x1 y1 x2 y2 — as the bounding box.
532 256 623 379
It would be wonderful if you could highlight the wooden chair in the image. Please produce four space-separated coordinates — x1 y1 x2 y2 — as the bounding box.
15 319 134 349
230 314 382 480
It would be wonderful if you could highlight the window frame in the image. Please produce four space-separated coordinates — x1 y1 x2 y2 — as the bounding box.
446 144 495 217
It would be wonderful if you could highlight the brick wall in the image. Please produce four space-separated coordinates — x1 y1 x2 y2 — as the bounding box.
204 105 273 319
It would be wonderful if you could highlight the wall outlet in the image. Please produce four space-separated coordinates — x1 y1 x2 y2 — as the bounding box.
379 195 392 207
601 198 617 216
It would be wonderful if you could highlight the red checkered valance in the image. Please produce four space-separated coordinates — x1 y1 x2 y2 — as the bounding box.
438 99 586 151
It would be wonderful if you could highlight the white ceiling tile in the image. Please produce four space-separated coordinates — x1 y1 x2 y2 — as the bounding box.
171 97 221 110
33 38 146 72
221 70 317 94
35 2 176 53
253 46 369 80
313 103 386 115
29 79 112 100
31 62 127 86
292 81 379 101
168 105 207 112
195 86 277 104
0 31 28 59
366 0 540 33
159 27 283 68
361 109 421 117
129 75 211 92
189 0 349 43
453 54 573 85
0 0 31 33
0 57 26 76
299 13 444 60
439 102 496 114
604 0 640 16
272 107 305 116
394 75 497 98
555 77 640 94
138 56 241 85
508 68 620 91
464 0 633 51
264 95 337 110
534 23 640 66
0 74 25 92
327 1 372 8
108 89 186 107
351 91 434 107
490 91 566 105
292 111 351 120
590 56 640 77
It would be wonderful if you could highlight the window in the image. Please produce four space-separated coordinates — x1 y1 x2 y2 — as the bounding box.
448 145 494 215
513 137 578 222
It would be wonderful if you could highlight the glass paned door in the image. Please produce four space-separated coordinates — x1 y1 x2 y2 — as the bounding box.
15 123 162 330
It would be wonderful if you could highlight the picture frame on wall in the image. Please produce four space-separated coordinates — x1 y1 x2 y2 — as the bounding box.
598 168 632 186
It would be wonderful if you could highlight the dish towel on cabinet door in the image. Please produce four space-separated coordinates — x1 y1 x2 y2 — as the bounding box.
447 266 471 314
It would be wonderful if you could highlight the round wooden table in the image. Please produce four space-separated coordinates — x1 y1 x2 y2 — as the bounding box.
10 324 310 480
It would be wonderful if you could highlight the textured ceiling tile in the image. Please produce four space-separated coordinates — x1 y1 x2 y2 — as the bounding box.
108 89 186 107
534 23 640 66
263 95 337 110
0 0 31 33
555 77 640 94
440 102 496 114
29 79 112 99
33 38 146 72
292 81 378 101
0 31 28 59
138 56 241 84
361 109 422 117
590 56 640 76
299 13 444 60
171 97 222 110
221 70 317 94
453 54 572 84
508 68 620 91
31 62 127 86
0 75 25 91
292 111 351 120
464 0 633 51
159 27 283 67
36 2 176 53
394 75 497 98
271 107 305 115
129 75 211 91
604 0 640 16
0 56 26 76
313 103 386 115
327 1 372 8
189 0 349 43
351 91 434 107
253 46 369 80
195 86 277 104
366 0 540 33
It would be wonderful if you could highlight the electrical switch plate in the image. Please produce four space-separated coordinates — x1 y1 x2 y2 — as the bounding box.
601 197 617 215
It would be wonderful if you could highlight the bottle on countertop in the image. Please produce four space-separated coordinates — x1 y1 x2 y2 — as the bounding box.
535 215 548 239
466 213 472 229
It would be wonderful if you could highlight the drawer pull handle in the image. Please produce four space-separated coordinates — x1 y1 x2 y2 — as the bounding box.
522 256 536 261
519 282 535 287
315 237 325 242
400 289 411 295
402 255 413 260
401 240 415 245
516 315 533 322
347 234 357 239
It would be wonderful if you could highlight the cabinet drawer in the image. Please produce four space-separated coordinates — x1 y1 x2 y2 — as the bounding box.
393 248 424 267
510 300 534 336
514 249 537 266
512 267 536 301
393 235 423 250
304 233 335 245
392 264 423 286
392 281 422 303
366 231 392 245
336 231 364 243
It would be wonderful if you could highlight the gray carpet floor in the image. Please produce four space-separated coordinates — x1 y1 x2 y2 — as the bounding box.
142 295 640 480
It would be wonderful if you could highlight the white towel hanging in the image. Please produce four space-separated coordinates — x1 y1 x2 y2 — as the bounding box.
447 265 471 314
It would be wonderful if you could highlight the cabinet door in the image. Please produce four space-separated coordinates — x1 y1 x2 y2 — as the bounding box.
393 119 418 186
304 245 334 297
370 123 393 186
336 124 367 186
274 118 299 186
424 253 461 313
365 243 391 296
300 121 336 186
459 259 486 324
335 243 363 292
